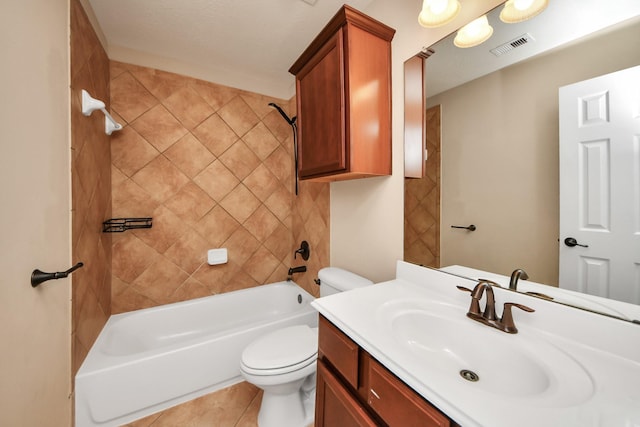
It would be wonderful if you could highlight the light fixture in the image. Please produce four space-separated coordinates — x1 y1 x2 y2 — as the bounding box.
454 15 493 48
418 0 461 28
500 0 549 23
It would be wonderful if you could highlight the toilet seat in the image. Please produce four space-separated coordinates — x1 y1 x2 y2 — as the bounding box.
241 325 318 376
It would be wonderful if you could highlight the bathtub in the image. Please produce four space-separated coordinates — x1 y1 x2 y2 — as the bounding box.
75 281 318 427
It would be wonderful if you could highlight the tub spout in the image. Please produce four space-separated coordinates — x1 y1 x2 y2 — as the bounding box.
288 266 307 276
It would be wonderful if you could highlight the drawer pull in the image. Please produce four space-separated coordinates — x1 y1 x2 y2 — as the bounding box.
370 389 381 400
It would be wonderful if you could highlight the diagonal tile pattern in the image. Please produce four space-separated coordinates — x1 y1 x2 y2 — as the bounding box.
404 104 441 268
70 0 112 378
109 62 330 313
72 3 330 418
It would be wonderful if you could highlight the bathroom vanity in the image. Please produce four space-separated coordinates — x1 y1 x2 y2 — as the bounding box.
316 315 455 426
312 261 640 427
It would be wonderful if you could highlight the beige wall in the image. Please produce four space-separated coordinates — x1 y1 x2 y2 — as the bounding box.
330 0 503 283
429 18 640 285
0 0 72 425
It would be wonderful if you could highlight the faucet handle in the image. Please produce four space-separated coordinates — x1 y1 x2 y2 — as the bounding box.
456 285 472 293
500 302 535 333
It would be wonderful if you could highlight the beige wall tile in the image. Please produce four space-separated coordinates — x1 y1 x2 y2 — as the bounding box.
71 0 112 379
129 66 187 101
165 133 215 178
194 160 240 202
242 122 281 161
219 140 261 180
111 126 159 177
190 79 239 112
219 184 261 224
109 66 331 424
112 177 159 217
243 164 280 202
111 72 157 123
197 205 241 247
193 113 239 156
164 229 210 274
163 86 214 130
243 205 280 243
131 104 188 152
164 181 216 225
218 97 260 137
132 155 190 203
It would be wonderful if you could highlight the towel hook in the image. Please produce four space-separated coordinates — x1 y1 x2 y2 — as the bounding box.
31 262 84 287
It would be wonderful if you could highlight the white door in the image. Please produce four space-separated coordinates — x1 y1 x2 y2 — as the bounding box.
559 65 640 304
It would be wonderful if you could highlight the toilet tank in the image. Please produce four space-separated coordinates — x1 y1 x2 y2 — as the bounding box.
318 267 373 297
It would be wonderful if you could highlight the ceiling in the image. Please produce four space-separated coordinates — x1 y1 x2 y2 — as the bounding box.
87 0 375 99
425 0 640 96
87 0 640 99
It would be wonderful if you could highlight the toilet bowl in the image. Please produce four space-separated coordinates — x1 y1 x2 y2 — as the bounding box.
240 325 318 427
240 267 373 427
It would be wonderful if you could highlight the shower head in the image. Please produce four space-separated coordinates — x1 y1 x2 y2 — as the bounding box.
267 101 300 196
268 102 297 125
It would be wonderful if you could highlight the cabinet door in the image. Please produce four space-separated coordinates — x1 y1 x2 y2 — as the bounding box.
318 315 360 389
295 29 347 179
316 360 378 427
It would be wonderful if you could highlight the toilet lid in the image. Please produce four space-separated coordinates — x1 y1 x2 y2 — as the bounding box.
242 325 318 370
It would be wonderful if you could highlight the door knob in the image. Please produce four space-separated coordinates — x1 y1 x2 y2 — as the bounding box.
564 237 588 248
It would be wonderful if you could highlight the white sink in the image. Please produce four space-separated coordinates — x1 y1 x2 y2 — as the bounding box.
377 299 595 407
313 262 640 427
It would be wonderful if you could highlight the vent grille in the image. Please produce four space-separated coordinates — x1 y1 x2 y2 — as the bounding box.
490 33 535 57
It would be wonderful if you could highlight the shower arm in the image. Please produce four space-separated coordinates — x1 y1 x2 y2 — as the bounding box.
268 102 296 125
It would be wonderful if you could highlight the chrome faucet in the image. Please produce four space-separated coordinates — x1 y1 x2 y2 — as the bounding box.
509 268 529 290
457 280 534 334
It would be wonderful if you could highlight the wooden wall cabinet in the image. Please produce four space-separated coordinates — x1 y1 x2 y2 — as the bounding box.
316 316 457 427
289 6 395 182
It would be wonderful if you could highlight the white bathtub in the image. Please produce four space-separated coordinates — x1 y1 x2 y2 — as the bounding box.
75 281 318 427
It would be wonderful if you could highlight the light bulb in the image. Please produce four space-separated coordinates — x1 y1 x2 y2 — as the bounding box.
514 0 535 10
454 15 493 48
419 0 460 28
428 0 448 15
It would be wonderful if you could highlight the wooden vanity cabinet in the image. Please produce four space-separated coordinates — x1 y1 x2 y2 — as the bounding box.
289 6 395 182
316 315 456 427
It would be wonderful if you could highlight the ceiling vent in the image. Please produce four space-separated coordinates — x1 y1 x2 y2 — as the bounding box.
490 33 535 57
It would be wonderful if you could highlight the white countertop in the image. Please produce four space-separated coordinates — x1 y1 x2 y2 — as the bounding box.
312 261 640 427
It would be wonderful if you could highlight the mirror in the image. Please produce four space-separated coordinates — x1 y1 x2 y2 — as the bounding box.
404 1 640 322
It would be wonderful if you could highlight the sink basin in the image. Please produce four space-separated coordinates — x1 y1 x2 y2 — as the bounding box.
377 299 594 407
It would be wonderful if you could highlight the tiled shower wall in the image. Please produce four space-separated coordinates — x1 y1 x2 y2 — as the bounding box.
71 3 329 422
404 106 440 268
70 0 112 375
109 62 328 312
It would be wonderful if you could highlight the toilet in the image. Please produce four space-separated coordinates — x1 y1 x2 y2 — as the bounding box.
240 267 373 427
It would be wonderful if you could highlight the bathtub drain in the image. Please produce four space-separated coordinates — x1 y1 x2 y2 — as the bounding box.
460 369 479 382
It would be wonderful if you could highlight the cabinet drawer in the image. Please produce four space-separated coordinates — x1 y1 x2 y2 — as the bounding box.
318 316 359 389
367 357 450 427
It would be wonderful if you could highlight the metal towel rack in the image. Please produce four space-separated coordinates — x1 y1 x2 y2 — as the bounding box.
102 218 153 233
